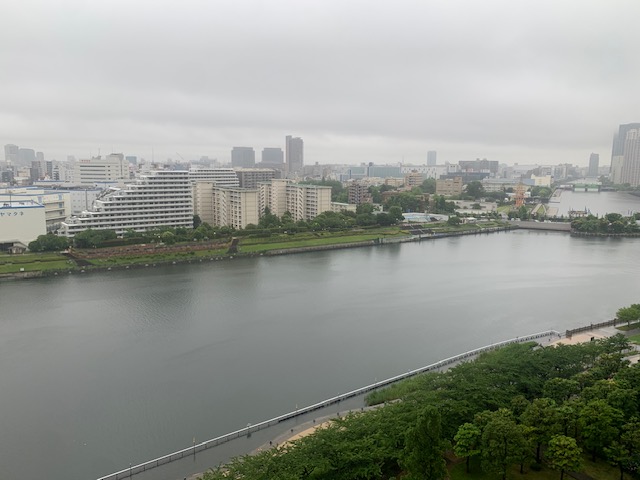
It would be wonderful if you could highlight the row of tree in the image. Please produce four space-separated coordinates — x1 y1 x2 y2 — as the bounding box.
572 213 640 234
200 328 640 480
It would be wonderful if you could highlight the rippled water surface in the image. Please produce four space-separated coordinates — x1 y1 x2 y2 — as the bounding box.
1 229 639 479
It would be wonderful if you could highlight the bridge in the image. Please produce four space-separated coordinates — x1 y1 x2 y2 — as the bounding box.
572 183 601 192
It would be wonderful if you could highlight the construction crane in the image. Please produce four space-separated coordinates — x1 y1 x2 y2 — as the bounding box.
514 183 526 208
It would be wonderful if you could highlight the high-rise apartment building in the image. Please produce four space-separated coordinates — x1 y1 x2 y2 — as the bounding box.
235 168 280 189
587 153 599 178
620 128 640 187
285 135 303 176
211 186 260 230
347 180 372 204
427 151 437 166
61 170 193 236
188 167 239 187
259 179 331 221
261 147 284 165
231 147 256 168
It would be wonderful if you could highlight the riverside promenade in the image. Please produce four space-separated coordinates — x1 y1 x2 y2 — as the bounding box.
97 330 560 480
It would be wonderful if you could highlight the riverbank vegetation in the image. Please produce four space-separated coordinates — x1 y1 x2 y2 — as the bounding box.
572 213 640 235
200 333 640 480
0 215 510 276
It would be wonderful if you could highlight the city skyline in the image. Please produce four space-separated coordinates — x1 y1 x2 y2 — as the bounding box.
2 1 640 166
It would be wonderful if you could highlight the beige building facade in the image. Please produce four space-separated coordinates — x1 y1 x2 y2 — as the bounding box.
211 186 259 230
435 177 463 196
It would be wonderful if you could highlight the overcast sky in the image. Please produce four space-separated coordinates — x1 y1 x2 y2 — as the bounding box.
2 0 639 167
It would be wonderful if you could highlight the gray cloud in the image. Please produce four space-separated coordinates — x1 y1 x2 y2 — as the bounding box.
2 0 639 165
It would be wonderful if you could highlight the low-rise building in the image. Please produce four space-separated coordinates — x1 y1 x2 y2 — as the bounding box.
0 187 71 232
435 177 463 196
0 200 46 246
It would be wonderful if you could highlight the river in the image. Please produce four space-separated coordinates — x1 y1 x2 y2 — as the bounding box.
1 205 640 480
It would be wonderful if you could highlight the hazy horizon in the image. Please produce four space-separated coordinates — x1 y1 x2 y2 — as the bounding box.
3 1 640 167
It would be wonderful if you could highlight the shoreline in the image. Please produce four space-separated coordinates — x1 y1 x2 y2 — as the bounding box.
0 225 515 282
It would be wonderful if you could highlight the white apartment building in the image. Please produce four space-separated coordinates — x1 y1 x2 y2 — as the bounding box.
399 165 448 179
211 186 259 230
61 170 193 236
0 187 70 232
73 154 129 185
188 167 239 187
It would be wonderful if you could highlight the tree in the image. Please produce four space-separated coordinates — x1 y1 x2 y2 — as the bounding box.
356 203 375 215
466 181 485 199
521 397 560 463
421 178 436 194
28 233 69 252
579 399 624 461
543 378 580 404
193 214 202 229
259 207 281 228
388 205 404 223
454 422 481 473
401 406 448 480
481 410 528 480
447 216 461 226
616 305 640 327
547 435 582 480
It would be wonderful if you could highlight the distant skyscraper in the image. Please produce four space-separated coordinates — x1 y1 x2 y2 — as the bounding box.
587 153 599 177
262 147 284 164
231 147 256 168
612 123 640 157
4 144 19 168
427 151 437 166
19 148 36 165
620 127 640 187
285 135 303 175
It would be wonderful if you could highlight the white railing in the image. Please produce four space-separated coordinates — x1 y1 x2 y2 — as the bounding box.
96 330 560 480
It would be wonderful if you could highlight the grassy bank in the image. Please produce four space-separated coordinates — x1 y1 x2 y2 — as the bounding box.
0 221 510 277
0 252 73 274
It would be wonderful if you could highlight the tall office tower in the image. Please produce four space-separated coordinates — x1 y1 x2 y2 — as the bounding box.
285 135 304 176
620 128 640 187
427 151 437 166
19 148 36 166
261 147 284 164
611 123 640 184
231 147 256 168
587 153 599 177
4 144 19 168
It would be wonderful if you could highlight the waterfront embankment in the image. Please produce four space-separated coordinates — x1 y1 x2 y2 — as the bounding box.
96 330 559 480
0 223 515 281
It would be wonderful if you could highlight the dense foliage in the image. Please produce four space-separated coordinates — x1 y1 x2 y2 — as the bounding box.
28 233 69 252
572 213 640 234
200 333 640 480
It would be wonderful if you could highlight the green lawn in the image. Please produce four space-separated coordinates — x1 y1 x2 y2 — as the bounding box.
627 333 640 344
0 253 73 274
